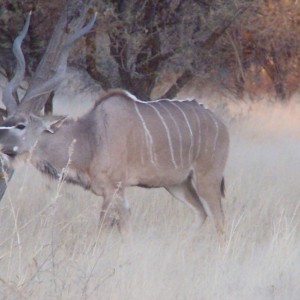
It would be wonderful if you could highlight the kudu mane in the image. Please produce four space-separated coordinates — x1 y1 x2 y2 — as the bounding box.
94 89 201 106
95 89 135 106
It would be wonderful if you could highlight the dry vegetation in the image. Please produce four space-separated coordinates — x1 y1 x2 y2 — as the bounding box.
0 89 300 300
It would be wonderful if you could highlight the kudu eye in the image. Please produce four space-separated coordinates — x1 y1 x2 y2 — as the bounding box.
16 124 26 130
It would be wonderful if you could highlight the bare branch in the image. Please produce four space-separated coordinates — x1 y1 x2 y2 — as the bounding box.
20 12 97 110
201 6 249 50
160 70 193 99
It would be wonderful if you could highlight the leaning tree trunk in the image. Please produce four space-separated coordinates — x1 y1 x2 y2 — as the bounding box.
21 0 93 113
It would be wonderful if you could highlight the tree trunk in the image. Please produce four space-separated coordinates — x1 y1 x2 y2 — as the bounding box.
84 31 112 91
44 90 54 115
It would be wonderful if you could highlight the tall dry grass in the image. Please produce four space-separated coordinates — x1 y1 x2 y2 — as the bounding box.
0 90 299 299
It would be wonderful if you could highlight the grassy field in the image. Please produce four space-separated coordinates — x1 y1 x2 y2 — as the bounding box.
0 90 299 299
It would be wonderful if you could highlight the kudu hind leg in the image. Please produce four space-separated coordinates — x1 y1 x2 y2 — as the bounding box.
165 180 207 231
192 174 225 234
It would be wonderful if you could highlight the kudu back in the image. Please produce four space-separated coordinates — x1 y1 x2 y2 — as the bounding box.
0 11 229 234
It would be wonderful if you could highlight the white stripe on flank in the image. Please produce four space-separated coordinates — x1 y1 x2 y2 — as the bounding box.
207 111 219 153
170 102 194 164
147 103 178 169
187 102 202 158
134 102 158 167
157 102 183 167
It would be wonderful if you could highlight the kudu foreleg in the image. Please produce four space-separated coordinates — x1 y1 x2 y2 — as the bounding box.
0 156 14 201
99 185 131 234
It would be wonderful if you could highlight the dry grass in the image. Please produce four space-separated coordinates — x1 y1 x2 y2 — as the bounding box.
0 91 300 299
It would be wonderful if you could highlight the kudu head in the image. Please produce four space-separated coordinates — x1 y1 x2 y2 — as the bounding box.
0 113 66 158
0 11 96 159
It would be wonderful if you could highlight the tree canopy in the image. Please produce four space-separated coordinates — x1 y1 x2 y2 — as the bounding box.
0 0 299 103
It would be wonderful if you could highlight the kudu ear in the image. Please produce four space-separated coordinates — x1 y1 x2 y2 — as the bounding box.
44 116 68 134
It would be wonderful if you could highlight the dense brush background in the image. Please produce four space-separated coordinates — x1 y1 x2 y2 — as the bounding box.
0 1 299 299
0 75 299 299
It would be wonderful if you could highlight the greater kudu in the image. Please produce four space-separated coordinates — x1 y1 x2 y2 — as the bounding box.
0 12 229 234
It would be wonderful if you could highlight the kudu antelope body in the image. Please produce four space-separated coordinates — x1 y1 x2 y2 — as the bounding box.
0 12 229 233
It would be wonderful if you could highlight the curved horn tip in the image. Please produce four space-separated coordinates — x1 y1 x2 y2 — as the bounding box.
90 12 97 25
25 11 32 23
89 12 97 25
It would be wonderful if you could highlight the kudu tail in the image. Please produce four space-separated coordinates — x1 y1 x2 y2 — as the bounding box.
221 177 225 198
